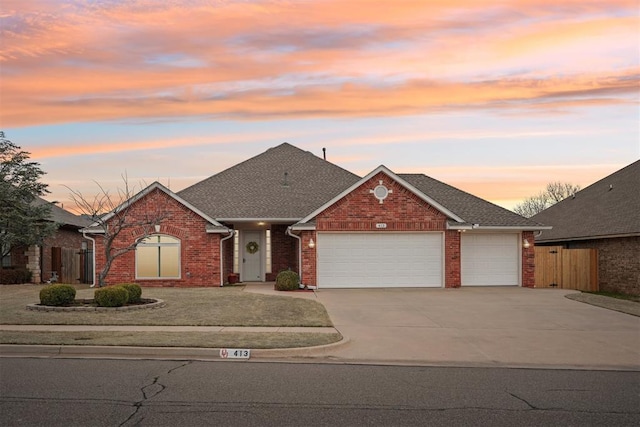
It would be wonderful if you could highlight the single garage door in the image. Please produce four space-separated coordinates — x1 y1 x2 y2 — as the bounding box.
317 233 443 288
461 233 519 286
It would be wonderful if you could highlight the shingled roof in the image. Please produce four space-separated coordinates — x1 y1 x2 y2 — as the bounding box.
532 160 640 242
399 173 544 228
33 196 92 228
178 143 360 221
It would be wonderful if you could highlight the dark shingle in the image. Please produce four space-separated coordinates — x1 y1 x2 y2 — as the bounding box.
532 160 640 242
33 197 92 228
399 173 543 227
178 143 360 220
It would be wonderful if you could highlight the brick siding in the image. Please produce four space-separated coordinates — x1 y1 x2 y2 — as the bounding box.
308 172 455 287
521 231 535 288
267 224 298 281
566 236 640 295
302 172 532 288
93 188 224 287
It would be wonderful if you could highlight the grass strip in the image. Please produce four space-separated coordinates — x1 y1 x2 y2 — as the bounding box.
0 331 342 349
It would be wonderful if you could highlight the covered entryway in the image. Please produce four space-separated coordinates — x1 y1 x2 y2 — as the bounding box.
461 233 519 286
317 232 443 288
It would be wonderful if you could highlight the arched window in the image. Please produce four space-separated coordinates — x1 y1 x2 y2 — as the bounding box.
136 235 180 279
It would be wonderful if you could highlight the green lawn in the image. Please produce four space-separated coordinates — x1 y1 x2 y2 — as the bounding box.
584 291 640 303
0 284 332 327
0 284 340 349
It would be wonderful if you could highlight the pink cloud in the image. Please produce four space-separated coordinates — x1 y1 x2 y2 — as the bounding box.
1 0 637 128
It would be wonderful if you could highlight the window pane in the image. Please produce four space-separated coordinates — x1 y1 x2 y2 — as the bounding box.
137 246 159 277
160 246 180 277
159 235 179 244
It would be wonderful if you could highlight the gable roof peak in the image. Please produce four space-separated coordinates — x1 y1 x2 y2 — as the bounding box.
178 142 360 220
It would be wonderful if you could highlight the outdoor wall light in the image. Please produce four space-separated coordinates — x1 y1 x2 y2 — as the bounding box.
308 238 315 249
523 239 531 249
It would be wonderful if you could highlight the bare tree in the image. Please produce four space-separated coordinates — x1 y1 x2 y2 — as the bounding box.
67 175 168 287
514 181 581 218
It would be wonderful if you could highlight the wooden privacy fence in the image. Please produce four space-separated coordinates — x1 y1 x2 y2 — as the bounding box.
51 247 91 284
534 246 598 291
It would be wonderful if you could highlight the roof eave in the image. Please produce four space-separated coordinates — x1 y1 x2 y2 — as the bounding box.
95 182 225 228
215 218 302 223
289 223 317 232
447 223 553 231
536 231 640 243
298 165 465 224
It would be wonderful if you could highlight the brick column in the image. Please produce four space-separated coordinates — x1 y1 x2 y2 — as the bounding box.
445 231 461 288
522 231 535 288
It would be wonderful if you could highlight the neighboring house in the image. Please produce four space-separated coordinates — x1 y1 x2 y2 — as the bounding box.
532 160 640 295
3 197 92 284
84 143 548 289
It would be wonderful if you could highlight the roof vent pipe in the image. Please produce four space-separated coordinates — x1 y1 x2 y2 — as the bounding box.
322 147 326 160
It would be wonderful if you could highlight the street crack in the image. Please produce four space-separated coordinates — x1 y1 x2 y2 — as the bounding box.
508 392 538 410
119 361 192 426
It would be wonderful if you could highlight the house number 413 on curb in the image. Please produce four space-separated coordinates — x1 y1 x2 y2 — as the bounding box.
220 348 251 359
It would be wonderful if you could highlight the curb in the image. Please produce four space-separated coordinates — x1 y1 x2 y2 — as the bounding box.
0 334 350 361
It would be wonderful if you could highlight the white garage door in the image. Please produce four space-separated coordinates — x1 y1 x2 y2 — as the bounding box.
461 234 519 286
317 233 443 288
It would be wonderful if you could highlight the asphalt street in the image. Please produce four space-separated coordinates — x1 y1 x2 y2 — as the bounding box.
1 358 638 426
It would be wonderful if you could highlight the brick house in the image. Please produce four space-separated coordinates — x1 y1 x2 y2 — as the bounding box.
2 197 92 284
84 143 548 289
533 160 640 295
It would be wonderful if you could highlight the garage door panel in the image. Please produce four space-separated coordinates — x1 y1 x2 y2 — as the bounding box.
317 233 442 288
461 234 519 286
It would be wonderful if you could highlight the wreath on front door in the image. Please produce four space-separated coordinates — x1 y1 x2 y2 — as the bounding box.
246 241 259 254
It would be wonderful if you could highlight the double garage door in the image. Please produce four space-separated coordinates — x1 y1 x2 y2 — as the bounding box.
316 232 520 288
317 233 443 288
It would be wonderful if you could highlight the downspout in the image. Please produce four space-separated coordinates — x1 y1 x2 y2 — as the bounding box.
219 229 235 287
82 231 96 288
286 226 303 284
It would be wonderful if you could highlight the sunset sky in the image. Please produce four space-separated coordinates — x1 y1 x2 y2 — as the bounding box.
1 0 638 213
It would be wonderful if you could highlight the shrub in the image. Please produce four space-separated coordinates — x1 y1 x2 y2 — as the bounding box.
1 268 33 284
119 283 142 303
94 286 129 307
40 284 76 306
275 270 300 291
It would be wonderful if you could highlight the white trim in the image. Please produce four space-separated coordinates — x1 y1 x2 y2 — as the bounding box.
82 232 96 287
298 165 465 224
447 224 552 231
215 218 301 223
286 226 303 284
82 181 227 233
290 223 317 231
219 230 235 287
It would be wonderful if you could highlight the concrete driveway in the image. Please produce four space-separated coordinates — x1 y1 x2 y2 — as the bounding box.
251 286 640 369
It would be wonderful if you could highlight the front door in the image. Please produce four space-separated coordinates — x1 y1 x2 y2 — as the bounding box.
242 231 262 281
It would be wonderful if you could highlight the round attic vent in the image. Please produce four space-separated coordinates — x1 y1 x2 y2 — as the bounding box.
373 184 389 202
